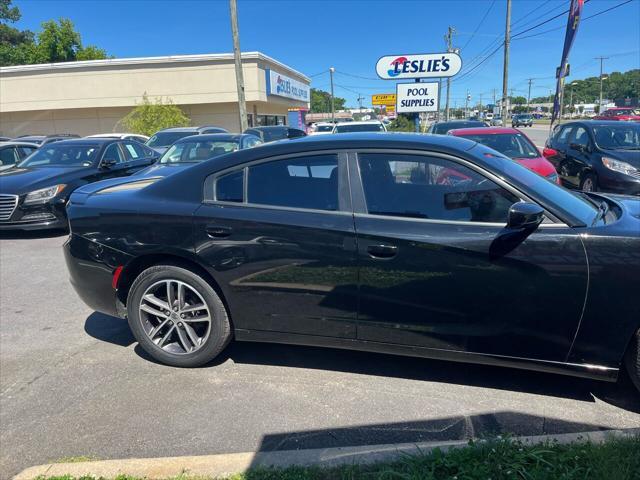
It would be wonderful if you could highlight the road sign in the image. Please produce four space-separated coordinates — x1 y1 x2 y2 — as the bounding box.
376 52 462 80
372 94 396 106
396 82 439 113
385 105 396 114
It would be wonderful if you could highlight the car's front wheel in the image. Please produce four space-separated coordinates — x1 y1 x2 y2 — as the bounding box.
625 330 640 394
580 173 598 192
127 265 231 367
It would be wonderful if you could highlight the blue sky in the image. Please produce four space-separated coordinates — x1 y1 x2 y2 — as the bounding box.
14 0 640 107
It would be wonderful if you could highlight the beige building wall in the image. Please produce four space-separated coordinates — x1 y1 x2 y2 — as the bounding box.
0 52 309 137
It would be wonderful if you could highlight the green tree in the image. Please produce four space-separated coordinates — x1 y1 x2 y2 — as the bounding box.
0 0 35 66
387 114 415 132
120 93 191 136
310 88 346 113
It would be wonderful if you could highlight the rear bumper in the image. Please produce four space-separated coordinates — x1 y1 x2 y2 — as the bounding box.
64 234 133 318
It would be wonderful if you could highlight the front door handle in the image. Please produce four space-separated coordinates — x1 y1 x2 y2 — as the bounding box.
206 225 232 238
366 244 398 259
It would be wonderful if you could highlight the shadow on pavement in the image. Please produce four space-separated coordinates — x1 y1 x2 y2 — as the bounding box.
248 414 637 457
84 313 639 414
0 228 67 240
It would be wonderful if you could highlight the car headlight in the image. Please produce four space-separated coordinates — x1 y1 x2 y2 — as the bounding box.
601 157 638 176
546 172 559 183
23 184 66 205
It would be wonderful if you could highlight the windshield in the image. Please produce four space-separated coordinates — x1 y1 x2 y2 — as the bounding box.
460 133 540 159
475 144 597 225
316 125 333 132
592 124 640 150
612 109 638 116
160 140 240 164
518 115 532 119
18 144 99 167
334 123 384 133
432 122 485 134
146 131 194 148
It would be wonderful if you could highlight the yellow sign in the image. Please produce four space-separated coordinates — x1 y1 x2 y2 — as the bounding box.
385 105 396 113
372 94 396 106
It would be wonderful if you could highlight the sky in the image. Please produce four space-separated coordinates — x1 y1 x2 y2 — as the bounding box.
13 0 640 108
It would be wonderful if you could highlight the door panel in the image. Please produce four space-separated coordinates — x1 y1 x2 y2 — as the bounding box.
352 151 588 362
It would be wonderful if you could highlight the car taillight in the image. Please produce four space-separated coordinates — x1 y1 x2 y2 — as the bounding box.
542 147 557 159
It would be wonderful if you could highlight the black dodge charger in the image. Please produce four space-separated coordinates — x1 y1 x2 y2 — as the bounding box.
0 138 157 230
63 133 640 393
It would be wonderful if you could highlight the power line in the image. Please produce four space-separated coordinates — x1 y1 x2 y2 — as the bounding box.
510 0 553 28
461 0 496 50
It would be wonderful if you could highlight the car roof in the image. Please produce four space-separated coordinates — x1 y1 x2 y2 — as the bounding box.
40 137 116 146
335 120 382 126
156 127 200 133
86 133 147 138
174 133 251 143
246 126 289 130
0 141 40 147
450 127 520 136
561 120 639 127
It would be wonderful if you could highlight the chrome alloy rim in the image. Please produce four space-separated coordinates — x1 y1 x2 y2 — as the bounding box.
582 178 594 192
139 279 211 355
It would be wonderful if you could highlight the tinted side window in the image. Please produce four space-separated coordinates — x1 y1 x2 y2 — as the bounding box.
248 155 338 211
216 170 244 203
102 143 124 164
554 126 573 148
358 153 519 223
122 142 145 160
0 147 18 166
18 146 37 158
571 127 589 148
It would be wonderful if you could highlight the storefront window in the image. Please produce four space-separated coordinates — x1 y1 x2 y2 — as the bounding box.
254 115 286 127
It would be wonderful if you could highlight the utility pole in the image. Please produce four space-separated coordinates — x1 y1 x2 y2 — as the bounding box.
501 0 512 118
465 89 470 119
526 78 533 113
595 56 608 114
229 0 248 131
479 93 483 117
329 67 335 123
444 26 455 121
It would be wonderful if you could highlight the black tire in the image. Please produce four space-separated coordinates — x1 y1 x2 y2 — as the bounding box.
580 173 598 192
624 330 640 394
127 265 231 367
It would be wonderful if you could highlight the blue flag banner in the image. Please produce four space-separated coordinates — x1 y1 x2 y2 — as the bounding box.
551 0 584 126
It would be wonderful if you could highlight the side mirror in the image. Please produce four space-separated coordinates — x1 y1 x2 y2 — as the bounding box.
101 158 116 169
542 147 557 159
507 202 544 230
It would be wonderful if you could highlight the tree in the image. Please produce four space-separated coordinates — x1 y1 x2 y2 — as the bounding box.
387 114 414 132
0 1 109 66
310 88 346 113
120 93 191 136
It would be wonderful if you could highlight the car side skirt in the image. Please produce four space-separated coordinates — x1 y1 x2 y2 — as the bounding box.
235 329 619 382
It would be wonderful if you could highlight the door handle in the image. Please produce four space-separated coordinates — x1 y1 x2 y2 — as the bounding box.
366 244 398 259
205 225 232 238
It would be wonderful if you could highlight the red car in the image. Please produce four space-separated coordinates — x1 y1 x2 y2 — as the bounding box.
593 107 640 122
448 127 560 184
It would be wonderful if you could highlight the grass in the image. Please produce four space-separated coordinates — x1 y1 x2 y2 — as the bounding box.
34 435 640 480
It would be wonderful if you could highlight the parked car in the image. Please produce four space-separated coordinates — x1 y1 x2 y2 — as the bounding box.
146 126 229 154
448 127 559 183
543 120 640 194
485 113 494 121
0 141 39 171
243 126 307 142
0 138 158 230
64 133 640 395
87 133 150 144
427 120 486 135
490 115 503 127
15 134 80 145
136 133 262 178
309 122 335 136
593 107 640 122
0 136 12 142
332 121 386 133
511 114 533 128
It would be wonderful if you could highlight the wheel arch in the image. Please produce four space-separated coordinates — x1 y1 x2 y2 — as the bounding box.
116 253 233 328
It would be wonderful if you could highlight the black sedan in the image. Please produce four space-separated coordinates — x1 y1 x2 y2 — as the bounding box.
64 133 640 394
428 120 487 135
244 125 306 142
0 141 39 171
0 138 157 230
544 120 640 195
135 133 262 178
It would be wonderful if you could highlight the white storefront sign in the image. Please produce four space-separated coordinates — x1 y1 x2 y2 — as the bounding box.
266 69 310 102
376 53 462 80
396 82 439 113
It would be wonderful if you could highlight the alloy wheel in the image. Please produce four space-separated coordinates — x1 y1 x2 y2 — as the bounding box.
138 279 212 355
582 178 595 192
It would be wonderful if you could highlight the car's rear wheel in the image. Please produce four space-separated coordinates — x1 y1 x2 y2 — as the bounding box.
624 330 640 394
127 265 231 367
580 173 598 192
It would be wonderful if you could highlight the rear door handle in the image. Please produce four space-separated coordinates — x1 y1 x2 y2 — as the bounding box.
366 244 398 259
206 225 232 238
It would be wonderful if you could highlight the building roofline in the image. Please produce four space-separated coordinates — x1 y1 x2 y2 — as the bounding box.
0 51 310 83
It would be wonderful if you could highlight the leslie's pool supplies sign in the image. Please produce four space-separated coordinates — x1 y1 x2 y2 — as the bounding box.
396 82 439 113
376 53 462 80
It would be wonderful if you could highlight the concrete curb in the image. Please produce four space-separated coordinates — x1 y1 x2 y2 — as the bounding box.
14 428 640 479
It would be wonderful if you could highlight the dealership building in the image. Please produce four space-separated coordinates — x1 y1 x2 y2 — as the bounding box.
0 52 310 137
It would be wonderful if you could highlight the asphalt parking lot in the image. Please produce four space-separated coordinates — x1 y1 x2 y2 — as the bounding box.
1 232 639 478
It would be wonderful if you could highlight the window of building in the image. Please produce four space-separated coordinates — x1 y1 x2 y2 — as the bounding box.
358 153 519 223
248 155 338 211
